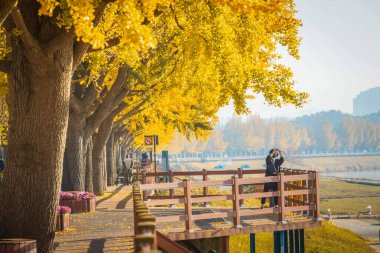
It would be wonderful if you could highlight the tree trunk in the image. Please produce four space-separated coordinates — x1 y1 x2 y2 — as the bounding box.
92 117 114 195
0 35 73 252
102 147 107 192
106 131 116 186
65 112 85 190
92 142 105 195
85 137 94 192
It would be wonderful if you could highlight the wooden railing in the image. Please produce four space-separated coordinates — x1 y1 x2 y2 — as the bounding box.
141 168 266 207
133 182 193 253
133 182 158 253
139 169 320 231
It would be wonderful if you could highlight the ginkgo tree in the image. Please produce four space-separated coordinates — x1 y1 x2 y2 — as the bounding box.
0 0 308 252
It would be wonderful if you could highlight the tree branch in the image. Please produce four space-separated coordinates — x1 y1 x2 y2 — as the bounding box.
69 96 82 113
0 60 11 73
72 42 89 71
0 0 16 26
72 0 115 70
11 8 41 59
81 83 99 111
170 4 185 31
109 102 128 119
84 66 129 137
111 88 130 109
87 37 121 53
114 98 148 127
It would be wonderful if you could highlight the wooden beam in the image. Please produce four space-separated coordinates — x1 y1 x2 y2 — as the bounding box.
184 179 193 232
162 220 322 241
232 176 241 227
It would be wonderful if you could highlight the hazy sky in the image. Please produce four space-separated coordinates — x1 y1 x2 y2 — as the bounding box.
218 0 380 120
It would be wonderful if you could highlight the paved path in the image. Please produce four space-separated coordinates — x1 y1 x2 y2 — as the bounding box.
54 185 134 253
333 218 380 252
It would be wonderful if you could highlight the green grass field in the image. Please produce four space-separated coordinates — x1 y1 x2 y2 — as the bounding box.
230 221 375 253
319 179 380 214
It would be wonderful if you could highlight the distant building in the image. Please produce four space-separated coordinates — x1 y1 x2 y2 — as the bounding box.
353 87 380 116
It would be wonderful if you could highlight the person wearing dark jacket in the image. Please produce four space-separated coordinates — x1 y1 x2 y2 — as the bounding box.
261 149 284 209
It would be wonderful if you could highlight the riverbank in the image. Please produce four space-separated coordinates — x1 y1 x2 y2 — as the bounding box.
186 155 380 172
322 176 380 186
319 179 380 215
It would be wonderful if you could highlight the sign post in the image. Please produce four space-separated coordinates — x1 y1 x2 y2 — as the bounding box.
144 135 159 182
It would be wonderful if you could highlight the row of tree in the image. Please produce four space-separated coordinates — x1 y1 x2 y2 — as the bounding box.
167 110 380 154
0 1 306 252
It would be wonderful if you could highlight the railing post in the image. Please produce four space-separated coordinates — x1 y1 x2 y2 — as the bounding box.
134 162 140 183
202 169 209 207
296 170 303 207
169 170 174 207
238 168 244 207
132 181 157 253
183 179 193 232
278 172 286 223
142 170 147 201
232 176 241 228
313 171 320 220
307 170 315 218
302 175 307 215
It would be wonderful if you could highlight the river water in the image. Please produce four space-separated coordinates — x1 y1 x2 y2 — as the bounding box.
321 169 380 181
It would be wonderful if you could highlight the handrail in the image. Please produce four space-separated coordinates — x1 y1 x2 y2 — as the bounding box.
156 231 192 253
137 168 320 232
141 167 266 205
132 182 158 253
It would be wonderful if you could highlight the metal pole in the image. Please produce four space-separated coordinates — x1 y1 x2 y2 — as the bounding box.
250 233 256 253
289 230 294 253
300 229 305 253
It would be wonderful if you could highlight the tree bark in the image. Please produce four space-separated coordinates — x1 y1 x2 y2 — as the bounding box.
65 111 85 190
106 131 115 186
0 27 73 253
92 118 114 195
102 147 107 192
85 136 94 192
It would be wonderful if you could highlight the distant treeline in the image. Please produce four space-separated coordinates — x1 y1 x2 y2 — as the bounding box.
167 110 380 154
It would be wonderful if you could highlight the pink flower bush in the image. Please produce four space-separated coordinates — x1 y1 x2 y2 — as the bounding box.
57 205 71 214
60 191 96 200
76 192 96 200
60 192 74 200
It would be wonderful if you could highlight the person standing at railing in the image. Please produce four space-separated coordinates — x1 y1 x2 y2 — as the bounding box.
261 149 284 209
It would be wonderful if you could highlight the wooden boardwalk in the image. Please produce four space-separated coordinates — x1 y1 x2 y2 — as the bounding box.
152 207 319 241
54 185 134 253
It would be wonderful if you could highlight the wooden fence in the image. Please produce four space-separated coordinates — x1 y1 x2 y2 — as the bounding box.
141 168 266 206
133 182 158 252
133 182 193 253
139 169 320 231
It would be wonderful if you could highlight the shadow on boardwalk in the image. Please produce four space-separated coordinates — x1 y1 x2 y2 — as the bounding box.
54 185 134 253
